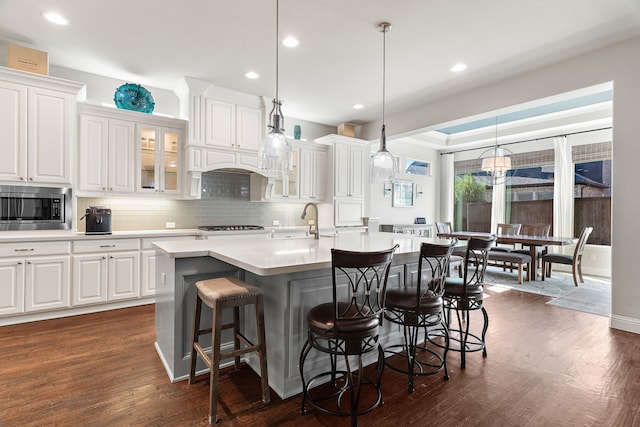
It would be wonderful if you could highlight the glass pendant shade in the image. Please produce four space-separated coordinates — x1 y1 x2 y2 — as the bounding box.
258 113 292 178
370 125 396 183
257 0 292 179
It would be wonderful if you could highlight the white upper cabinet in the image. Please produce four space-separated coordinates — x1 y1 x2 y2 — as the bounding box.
78 104 185 198
0 67 84 185
137 124 182 196
299 145 327 201
315 134 369 226
204 98 263 151
332 139 366 199
78 111 136 194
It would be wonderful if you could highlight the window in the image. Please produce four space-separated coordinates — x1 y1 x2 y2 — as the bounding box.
573 142 611 245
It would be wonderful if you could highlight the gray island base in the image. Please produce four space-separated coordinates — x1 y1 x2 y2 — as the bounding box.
153 233 453 399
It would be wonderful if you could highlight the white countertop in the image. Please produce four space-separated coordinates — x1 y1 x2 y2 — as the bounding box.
0 229 201 243
152 232 454 276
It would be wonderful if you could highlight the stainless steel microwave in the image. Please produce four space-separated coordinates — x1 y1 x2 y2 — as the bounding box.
0 186 72 230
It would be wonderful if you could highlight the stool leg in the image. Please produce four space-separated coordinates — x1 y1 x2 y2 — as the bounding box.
189 295 203 384
208 302 224 425
255 296 270 404
233 306 241 370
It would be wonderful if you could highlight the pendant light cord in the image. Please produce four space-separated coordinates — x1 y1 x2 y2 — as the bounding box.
275 0 279 102
382 24 386 127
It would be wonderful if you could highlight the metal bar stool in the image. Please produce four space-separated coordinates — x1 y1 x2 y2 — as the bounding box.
299 245 399 427
189 276 270 424
383 240 456 392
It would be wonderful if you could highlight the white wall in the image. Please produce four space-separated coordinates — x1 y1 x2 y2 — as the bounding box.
367 143 440 229
360 35 640 335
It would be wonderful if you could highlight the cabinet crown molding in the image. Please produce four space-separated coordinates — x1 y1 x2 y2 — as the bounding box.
0 66 85 99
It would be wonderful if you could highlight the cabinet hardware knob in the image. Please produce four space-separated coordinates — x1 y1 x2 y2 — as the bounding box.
99 244 116 248
29 177 34 181
20 177 25 181
14 248 35 252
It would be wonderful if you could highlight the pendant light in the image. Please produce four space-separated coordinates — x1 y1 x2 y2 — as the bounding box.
370 22 397 183
480 117 512 183
258 0 293 178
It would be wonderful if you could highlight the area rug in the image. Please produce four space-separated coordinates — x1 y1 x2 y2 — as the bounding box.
483 266 611 317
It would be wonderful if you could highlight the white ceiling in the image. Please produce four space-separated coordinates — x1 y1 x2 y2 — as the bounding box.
1 0 639 129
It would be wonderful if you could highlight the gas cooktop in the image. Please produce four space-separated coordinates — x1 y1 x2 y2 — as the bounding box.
198 225 265 231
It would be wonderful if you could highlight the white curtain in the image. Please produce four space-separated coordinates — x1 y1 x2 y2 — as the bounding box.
553 136 574 243
491 178 506 233
440 153 455 223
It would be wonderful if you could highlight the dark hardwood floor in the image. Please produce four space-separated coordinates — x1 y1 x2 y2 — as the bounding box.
1 287 639 427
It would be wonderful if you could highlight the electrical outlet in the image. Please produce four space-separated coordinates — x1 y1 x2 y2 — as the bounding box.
308 220 315 225
272 219 280 226
165 222 176 229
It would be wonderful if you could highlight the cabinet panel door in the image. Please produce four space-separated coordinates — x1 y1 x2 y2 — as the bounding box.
236 105 262 151
349 144 366 198
72 254 108 306
334 199 364 226
109 119 136 192
24 256 70 312
313 150 327 200
334 144 351 197
0 259 24 316
27 87 72 184
108 251 140 301
205 99 235 148
141 250 157 297
79 115 109 192
159 127 181 194
0 82 27 182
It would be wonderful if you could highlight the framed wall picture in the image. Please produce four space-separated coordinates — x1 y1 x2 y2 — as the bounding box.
392 180 414 207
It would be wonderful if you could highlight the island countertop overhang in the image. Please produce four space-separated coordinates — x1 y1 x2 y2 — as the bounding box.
152 232 455 276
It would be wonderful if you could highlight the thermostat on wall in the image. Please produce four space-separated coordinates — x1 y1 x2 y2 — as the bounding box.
415 217 426 224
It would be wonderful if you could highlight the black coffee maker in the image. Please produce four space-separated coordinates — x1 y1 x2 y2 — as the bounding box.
81 206 112 235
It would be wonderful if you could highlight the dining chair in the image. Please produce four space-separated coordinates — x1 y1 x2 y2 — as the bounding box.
383 240 457 392
491 223 522 273
435 221 466 276
542 226 593 286
441 236 496 369
491 223 522 252
299 245 399 427
512 223 551 277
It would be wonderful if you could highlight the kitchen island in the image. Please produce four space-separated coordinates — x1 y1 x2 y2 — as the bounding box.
152 232 453 399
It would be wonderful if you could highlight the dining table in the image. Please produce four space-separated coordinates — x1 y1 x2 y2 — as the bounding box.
436 231 577 281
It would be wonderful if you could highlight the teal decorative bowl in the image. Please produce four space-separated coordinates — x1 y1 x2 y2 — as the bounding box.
114 83 155 114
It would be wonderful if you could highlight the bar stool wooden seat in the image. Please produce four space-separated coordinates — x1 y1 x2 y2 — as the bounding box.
189 276 270 424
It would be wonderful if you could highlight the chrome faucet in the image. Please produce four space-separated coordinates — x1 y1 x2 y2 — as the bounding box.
301 202 319 239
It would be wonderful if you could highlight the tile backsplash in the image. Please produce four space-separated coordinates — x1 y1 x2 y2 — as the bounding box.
76 171 307 231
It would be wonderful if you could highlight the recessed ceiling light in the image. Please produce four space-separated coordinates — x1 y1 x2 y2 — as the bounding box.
282 37 299 48
353 104 364 110
245 71 259 79
451 63 468 73
41 11 69 26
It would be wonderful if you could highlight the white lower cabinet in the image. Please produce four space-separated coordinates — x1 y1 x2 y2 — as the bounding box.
25 256 71 312
140 250 157 297
1 256 71 315
0 234 197 324
0 241 71 316
0 258 24 316
72 239 140 307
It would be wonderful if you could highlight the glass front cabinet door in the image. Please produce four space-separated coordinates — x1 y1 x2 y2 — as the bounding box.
137 125 181 195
